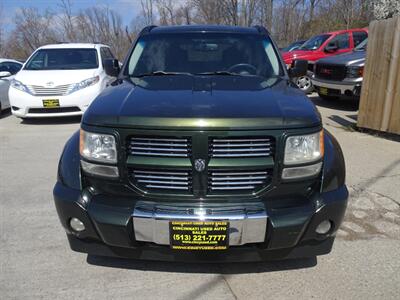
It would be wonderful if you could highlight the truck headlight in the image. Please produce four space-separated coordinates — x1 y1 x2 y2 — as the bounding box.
284 130 324 165
11 79 31 94
346 66 363 78
79 129 117 163
283 130 324 179
69 76 99 94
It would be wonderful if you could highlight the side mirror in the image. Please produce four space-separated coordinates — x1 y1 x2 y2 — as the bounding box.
104 59 120 77
0 71 12 78
325 41 339 53
288 59 308 78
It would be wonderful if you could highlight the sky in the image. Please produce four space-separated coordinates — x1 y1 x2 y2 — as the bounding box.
1 0 142 32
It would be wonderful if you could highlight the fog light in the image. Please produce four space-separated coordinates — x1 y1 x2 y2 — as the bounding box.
70 218 85 232
316 220 332 235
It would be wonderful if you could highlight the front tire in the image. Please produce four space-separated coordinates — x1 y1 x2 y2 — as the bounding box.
295 74 314 94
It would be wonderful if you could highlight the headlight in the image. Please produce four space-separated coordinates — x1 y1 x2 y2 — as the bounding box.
11 79 31 94
69 76 99 94
346 66 363 78
284 130 324 165
79 129 117 163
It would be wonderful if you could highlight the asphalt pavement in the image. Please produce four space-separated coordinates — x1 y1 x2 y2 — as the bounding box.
1 94 399 299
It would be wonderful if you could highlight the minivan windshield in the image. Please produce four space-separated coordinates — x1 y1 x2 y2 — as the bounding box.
298 34 331 51
24 48 98 70
127 33 283 78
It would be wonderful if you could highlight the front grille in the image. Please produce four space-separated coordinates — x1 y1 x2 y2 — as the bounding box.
132 169 192 191
209 170 271 191
315 64 346 80
27 84 74 96
28 107 80 114
209 137 274 157
128 137 191 157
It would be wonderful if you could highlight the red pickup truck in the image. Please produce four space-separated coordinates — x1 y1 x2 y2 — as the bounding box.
282 28 368 93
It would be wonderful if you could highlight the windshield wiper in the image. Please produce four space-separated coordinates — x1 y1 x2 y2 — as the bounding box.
132 71 193 78
195 71 240 76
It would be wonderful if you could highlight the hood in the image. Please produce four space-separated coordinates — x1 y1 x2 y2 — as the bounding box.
83 76 321 130
317 50 366 67
282 50 315 63
14 69 99 86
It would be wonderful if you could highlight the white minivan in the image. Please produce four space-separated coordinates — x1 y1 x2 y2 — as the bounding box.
9 43 117 118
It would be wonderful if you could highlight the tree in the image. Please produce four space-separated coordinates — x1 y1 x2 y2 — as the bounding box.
371 0 400 19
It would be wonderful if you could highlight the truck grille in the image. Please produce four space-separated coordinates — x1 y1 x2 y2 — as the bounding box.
209 170 271 191
27 84 73 96
315 64 346 81
132 169 192 191
128 137 191 157
209 137 274 157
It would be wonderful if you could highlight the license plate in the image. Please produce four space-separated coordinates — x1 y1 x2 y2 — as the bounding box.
170 220 229 250
319 87 328 95
42 99 60 108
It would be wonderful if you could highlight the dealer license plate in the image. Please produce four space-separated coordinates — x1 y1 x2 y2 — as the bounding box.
170 220 229 250
42 99 60 108
319 87 328 95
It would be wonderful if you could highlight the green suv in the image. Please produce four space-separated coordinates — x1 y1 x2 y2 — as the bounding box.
53 25 348 262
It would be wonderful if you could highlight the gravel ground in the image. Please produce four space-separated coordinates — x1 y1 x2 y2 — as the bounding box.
1 94 399 299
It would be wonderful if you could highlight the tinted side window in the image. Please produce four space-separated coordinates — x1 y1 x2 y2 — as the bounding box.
100 47 114 66
330 33 350 49
353 31 368 47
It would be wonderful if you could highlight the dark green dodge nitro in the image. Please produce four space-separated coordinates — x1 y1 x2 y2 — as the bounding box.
53 25 348 262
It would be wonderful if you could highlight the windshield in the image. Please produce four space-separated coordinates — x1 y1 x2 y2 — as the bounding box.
24 48 98 70
282 41 304 52
354 38 368 51
299 34 331 50
127 33 283 78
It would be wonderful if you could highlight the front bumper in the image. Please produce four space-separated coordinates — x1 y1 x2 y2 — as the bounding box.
9 84 102 118
53 181 348 262
312 77 362 97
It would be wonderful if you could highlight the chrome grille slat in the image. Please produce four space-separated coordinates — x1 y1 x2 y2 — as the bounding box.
146 185 188 190
212 153 271 157
129 137 190 157
212 171 267 176
213 148 271 152
210 137 274 158
27 84 74 96
132 170 191 192
130 146 187 152
211 186 256 190
131 152 188 157
209 170 270 191
211 181 264 185
213 139 270 142
212 176 267 180
130 142 188 147
213 143 271 147
137 179 188 185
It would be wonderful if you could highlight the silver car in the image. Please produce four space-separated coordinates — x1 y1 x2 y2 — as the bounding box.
0 59 23 113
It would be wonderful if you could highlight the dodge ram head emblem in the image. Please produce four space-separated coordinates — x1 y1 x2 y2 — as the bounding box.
194 159 206 172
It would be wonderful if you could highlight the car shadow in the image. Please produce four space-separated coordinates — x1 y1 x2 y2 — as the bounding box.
20 115 82 125
309 94 359 112
0 108 12 119
86 255 317 274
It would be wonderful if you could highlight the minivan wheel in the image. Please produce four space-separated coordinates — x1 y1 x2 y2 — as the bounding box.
296 75 314 94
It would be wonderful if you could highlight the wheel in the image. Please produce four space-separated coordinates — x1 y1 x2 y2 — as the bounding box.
295 75 314 94
318 93 339 100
